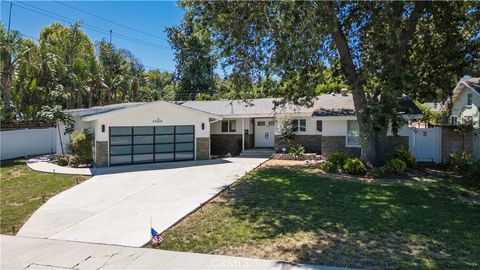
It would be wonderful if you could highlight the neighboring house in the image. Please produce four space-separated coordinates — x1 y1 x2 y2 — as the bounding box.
443 77 480 128
59 93 421 167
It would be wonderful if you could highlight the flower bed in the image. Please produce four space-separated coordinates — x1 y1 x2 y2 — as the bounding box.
272 153 323 161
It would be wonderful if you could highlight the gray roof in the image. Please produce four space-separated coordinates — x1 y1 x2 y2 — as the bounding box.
461 77 480 94
181 98 314 116
66 102 145 117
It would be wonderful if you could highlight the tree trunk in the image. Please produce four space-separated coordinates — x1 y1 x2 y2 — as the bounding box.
57 120 65 154
326 2 377 164
1 57 13 113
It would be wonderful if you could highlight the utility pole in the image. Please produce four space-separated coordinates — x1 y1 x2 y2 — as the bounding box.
109 29 112 44
7 2 12 32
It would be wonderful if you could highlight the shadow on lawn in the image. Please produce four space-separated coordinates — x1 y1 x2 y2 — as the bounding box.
225 168 480 270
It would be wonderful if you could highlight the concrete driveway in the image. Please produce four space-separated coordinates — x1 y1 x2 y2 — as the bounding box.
17 157 267 247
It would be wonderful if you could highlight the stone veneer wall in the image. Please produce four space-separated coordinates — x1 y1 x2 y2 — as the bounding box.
210 134 243 156
244 134 254 149
275 135 322 154
321 136 361 158
196 137 210 160
321 136 408 161
95 141 109 167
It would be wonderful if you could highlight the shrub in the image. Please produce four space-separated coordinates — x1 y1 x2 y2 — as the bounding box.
469 161 480 185
448 152 474 174
366 167 383 178
68 155 82 168
327 152 349 168
56 155 69 166
393 148 416 168
70 129 94 163
321 160 337 173
343 158 366 175
288 144 305 158
385 158 407 174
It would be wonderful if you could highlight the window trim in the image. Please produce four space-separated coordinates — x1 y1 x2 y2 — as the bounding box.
316 120 323 133
346 120 361 147
467 93 473 106
451 115 458 126
221 119 237 133
292 119 307 133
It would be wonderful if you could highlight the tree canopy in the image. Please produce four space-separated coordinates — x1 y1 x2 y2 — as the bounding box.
176 1 479 163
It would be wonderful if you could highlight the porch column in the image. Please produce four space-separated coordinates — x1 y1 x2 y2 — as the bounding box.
242 118 245 151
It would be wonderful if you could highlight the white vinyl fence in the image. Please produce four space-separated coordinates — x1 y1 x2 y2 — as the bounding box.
0 128 57 160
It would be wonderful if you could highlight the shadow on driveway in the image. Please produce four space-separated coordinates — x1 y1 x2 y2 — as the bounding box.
93 158 232 175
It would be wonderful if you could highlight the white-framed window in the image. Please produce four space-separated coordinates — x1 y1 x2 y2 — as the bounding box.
467 93 473 106
221 120 237 132
451 115 458 126
316 120 323 132
292 119 306 132
346 120 360 147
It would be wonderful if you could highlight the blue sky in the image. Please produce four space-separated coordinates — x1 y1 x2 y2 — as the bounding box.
1 1 184 72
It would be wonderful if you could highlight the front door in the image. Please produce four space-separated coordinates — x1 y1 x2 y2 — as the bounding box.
255 118 275 148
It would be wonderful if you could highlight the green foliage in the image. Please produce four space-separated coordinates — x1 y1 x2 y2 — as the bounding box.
37 105 75 134
278 118 295 145
385 158 407 174
469 162 480 186
415 101 443 125
288 144 305 158
343 158 366 175
56 155 69 167
366 167 384 179
327 152 350 168
166 14 215 101
321 161 337 173
69 129 94 163
448 152 474 174
68 155 82 168
392 148 416 168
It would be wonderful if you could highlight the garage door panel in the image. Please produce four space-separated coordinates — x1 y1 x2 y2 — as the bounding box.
111 146 132 155
110 155 131 165
109 125 194 166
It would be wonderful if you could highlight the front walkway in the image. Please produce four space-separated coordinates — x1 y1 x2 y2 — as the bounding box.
1 235 351 270
18 157 267 247
27 155 94 176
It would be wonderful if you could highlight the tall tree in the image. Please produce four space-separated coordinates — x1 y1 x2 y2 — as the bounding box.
1 24 24 116
166 12 215 100
179 1 479 164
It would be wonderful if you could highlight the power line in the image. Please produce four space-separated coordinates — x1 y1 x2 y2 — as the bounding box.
54 0 169 43
11 1 171 51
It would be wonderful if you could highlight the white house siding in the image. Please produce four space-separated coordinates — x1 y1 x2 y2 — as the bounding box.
451 86 480 128
1 128 57 160
56 116 94 155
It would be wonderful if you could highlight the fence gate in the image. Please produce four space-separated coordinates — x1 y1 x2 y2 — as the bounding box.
412 127 442 163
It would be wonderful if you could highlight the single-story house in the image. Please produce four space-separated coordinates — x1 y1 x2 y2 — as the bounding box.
59 93 422 167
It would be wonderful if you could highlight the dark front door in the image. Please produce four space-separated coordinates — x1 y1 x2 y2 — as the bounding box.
109 125 195 166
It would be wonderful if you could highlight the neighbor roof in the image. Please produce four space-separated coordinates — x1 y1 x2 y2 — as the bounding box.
312 94 422 117
180 98 314 116
461 77 480 95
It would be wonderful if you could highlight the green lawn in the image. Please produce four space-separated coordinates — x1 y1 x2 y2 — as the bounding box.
0 159 88 235
152 163 480 270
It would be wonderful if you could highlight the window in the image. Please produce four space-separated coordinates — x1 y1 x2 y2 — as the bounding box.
221 120 237 132
451 115 458 125
347 120 360 147
257 121 265 126
316 120 323 132
467 93 473 106
292 119 307 132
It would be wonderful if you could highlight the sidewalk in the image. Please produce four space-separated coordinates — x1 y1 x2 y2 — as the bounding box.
0 235 353 270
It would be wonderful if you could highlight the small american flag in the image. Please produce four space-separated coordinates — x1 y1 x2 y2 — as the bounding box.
151 227 163 244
